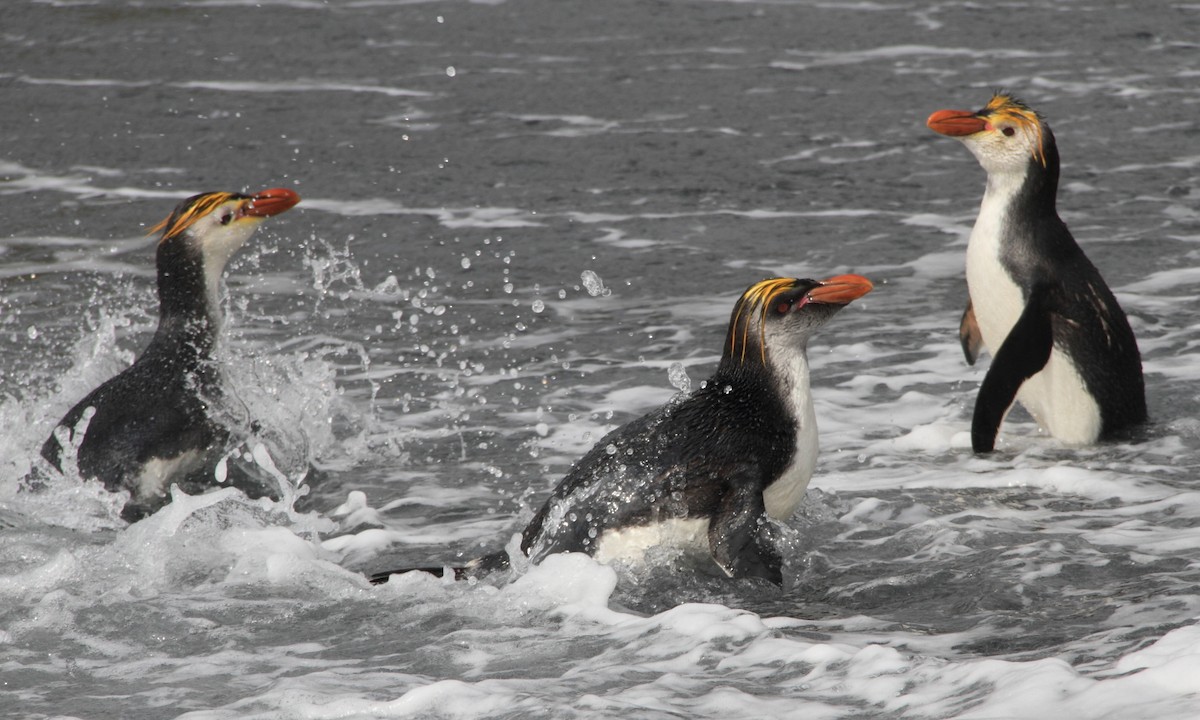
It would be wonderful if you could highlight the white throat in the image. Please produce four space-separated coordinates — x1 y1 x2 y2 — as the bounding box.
196 218 260 325
203 263 228 326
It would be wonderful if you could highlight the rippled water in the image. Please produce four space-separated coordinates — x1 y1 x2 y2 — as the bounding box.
3 0 1200 718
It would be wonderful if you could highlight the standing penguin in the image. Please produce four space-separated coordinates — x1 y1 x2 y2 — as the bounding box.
371 274 873 586
41 188 301 521
927 93 1145 452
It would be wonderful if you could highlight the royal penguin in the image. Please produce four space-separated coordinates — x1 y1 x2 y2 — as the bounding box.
927 93 1145 452
371 274 873 586
41 188 301 520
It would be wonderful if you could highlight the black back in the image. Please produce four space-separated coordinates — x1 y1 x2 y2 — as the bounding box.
521 350 798 561
999 127 1147 434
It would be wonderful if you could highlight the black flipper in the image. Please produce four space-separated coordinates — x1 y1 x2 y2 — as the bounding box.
971 287 1055 453
368 549 510 585
707 482 782 585
960 299 983 365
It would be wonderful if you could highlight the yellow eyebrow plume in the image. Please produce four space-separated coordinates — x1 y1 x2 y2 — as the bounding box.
984 93 1047 167
147 192 241 242
730 277 797 364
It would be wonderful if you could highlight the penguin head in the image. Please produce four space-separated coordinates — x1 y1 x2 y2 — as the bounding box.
723 275 874 366
149 188 300 319
926 93 1052 175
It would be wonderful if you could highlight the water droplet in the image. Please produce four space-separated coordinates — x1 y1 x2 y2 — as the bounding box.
605 443 617 455
580 270 606 297
532 299 545 313
503 283 513 294
26 326 38 340
667 362 691 393
446 66 456 77
535 422 549 437
461 257 471 269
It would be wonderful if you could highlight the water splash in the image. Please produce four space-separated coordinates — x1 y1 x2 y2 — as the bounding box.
667 362 692 393
580 270 610 297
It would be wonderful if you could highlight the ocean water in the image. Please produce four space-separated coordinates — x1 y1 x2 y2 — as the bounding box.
3 0 1200 718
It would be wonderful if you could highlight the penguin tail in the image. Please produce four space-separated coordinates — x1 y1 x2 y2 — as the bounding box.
368 549 511 585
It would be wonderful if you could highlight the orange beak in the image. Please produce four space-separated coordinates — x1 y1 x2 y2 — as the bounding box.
926 109 988 137
807 274 874 305
242 188 301 218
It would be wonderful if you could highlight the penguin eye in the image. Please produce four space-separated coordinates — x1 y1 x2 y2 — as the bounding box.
1001 126 1016 137
775 296 810 315
218 210 234 226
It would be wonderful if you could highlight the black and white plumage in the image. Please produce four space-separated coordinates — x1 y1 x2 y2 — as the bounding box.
40 188 301 521
371 274 873 586
927 93 1145 452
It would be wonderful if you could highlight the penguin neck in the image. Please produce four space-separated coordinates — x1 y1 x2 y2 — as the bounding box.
986 154 1058 220
714 339 813 428
151 243 226 365
714 338 817 520
969 142 1075 308
977 138 1063 250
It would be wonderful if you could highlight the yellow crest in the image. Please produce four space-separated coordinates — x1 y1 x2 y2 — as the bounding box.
729 278 798 364
983 93 1047 167
147 192 241 242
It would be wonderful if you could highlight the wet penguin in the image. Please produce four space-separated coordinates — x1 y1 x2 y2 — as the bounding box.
40 188 301 521
371 274 873 586
927 93 1145 452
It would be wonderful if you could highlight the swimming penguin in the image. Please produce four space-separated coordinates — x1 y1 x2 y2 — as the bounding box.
926 93 1145 452
40 188 301 521
371 274 873 586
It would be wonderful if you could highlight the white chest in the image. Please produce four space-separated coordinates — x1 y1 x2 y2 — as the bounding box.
134 450 204 501
593 517 709 565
